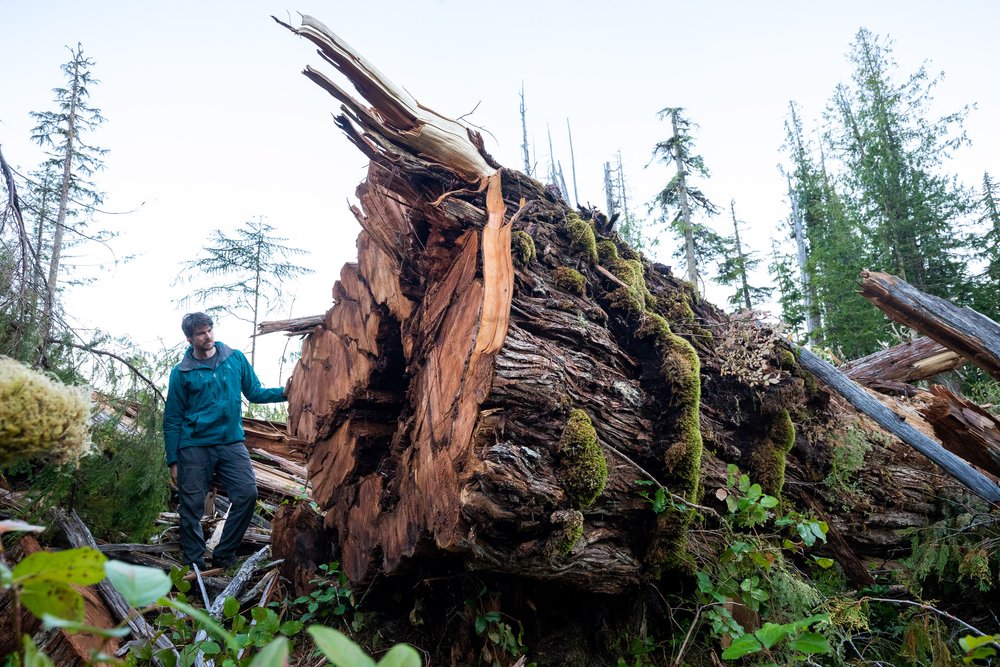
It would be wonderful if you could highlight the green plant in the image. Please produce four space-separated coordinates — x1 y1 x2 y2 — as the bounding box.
292 560 356 626
689 466 831 664
465 587 526 666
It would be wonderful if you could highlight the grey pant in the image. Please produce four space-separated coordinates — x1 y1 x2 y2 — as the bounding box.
177 442 258 567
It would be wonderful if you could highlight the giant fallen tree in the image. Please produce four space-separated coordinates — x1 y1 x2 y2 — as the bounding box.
265 15 998 663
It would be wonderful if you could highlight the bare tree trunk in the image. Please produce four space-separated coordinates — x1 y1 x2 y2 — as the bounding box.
671 112 698 292
729 201 752 310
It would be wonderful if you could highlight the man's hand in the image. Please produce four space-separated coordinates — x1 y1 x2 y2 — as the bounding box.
170 463 178 486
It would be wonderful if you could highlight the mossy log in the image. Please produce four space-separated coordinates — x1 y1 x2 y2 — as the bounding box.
271 16 979 599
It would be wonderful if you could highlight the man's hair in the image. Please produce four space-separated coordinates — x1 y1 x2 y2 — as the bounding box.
181 312 214 338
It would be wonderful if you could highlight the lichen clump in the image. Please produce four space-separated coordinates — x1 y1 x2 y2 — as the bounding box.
552 266 586 296
557 409 608 509
563 213 598 264
0 356 92 466
511 230 536 266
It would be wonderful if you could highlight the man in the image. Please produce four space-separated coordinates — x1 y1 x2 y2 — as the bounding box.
163 312 288 569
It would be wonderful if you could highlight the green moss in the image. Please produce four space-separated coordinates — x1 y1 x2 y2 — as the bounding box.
778 348 797 371
608 286 645 318
548 509 584 559
552 266 586 296
563 213 598 264
0 356 92 466
660 335 704 502
750 408 795 496
557 409 608 509
511 230 536 267
596 239 619 264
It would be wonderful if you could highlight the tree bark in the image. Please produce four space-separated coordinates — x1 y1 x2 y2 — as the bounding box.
859 270 1000 381
271 17 986 605
842 336 964 388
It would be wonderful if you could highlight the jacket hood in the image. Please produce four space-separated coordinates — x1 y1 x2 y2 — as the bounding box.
178 342 234 371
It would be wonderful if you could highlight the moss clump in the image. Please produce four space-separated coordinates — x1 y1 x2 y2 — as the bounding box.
557 409 608 509
546 509 584 559
511 230 536 267
552 266 586 296
563 213 598 264
0 356 92 466
778 348 798 371
660 335 704 502
596 239 618 264
750 408 796 496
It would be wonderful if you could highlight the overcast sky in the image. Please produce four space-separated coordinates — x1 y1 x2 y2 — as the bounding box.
2 1 998 384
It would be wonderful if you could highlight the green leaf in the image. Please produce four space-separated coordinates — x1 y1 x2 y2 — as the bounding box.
812 556 835 569
22 635 55 667
41 614 132 638
721 633 762 659
308 626 376 667
248 637 289 667
960 634 1000 652
163 598 239 653
652 488 667 514
21 580 84 621
789 631 831 654
251 607 281 635
376 644 421 667
199 640 221 656
746 484 762 500
13 548 106 585
759 495 779 508
754 622 793 649
105 561 172 608
223 596 240 619
475 616 487 635
278 620 304 636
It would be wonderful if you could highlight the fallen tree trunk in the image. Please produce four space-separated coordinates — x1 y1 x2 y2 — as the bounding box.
796 346 1000 503
918 384 1000 479
843 336 964 389
267 15 979 603
859 270 1000 381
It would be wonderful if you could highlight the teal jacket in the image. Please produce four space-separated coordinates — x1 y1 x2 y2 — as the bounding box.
163 342 286 465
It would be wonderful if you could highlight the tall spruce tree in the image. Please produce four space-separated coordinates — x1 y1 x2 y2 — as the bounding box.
780 101 885 357
651 107 721 294
177 216 312 367
970 172 1000 321
827 29 972 302
29 44 108 345
716 200 771 310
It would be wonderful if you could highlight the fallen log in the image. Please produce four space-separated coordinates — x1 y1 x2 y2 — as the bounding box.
859 270 1000 381
918 384 1000 479
842 336 964 389
256 314 325 336
795 346 1000 503
53 508 179 665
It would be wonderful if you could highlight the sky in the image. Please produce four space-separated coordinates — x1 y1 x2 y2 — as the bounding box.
2 1 999 386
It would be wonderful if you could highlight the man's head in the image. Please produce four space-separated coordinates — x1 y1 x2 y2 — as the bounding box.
182 312 215 356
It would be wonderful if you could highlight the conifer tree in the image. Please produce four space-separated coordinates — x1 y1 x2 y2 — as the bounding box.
651 107 721 294
29 44 108 344
716 201 771 310
970 172 1000 320
177 216 312 366
827 29 972 302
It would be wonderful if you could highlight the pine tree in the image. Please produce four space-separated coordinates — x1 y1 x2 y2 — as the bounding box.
177 216 312 366
29 44 108 344
970 172 1000 320
780 101 885 357
827 29 972 302
651 107 721 294
716 200 772 310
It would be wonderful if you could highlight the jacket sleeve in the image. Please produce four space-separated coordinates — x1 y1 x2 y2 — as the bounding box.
237 351 287 404
163 367 186 465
